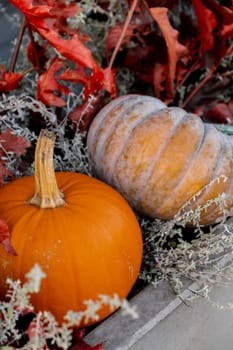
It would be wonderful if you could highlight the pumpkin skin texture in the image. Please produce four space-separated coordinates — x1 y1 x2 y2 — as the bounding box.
87 94 233 226
0 131 143 327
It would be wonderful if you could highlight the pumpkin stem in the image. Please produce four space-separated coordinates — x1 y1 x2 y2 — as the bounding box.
29 129 66 209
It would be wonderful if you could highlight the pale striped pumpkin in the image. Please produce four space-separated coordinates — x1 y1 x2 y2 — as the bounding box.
87 95 233 225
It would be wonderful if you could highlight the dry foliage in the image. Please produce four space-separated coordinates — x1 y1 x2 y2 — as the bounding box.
0 0 233 348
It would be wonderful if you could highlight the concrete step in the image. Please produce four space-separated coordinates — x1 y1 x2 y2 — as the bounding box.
86 279 233 350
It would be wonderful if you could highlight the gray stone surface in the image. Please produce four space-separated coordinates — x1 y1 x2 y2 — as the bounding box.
130 282 233 350
0 4 21 64
86 221 233 350
86 280 193 350
86 279 233 350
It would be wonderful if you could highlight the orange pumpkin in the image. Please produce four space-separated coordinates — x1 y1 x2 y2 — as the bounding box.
0 130 143 326
87 94 233 226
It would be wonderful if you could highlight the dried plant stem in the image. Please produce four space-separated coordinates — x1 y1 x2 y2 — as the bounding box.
182 64 218 108
182 42 233 109
21 66 35 75
29 130 65 209
108 0 138 69
9 16 27 72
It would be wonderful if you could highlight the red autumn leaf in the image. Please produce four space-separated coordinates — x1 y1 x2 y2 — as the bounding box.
192 0 231 57
0 129 30 157
205 0 233 23
10 0 96 70
38 29 100 73
10 0 81 37
69 93 105 132
0 218 17 256
123 44 157 85
203 1 233 62
58 65 116 101
105 2 154 58
204 102 233 124
35 26 105 96
0 66 24 93
10 0 52 19
11 0 109 104
11 0 69 26
50 0 79 18
191 0 218 54
49 0 81 35
35 31 114 105
27 40 48 69
58 65 104 100
0 129 30 183
57 58 116 102
37 58 70 107
58 66 93 99
149 7 188 99
143 0 179 9
221 21 233 39
106 23 137 57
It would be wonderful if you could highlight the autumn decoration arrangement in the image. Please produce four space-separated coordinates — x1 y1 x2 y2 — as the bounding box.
0 0 233 349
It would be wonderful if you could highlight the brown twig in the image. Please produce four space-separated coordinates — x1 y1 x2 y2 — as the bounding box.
182 65 218 109
21 66 35 75
182 42 233 109
108 0 138 69
221 70 233 77
9 16 27 72
167 280 191 307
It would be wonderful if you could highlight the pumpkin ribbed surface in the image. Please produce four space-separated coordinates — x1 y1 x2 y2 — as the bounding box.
0 131 142 326
87 94 233 225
